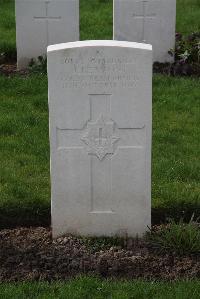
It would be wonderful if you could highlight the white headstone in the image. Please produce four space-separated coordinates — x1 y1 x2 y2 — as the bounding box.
114 0 176 62
48 40 152 238
15 0 79 69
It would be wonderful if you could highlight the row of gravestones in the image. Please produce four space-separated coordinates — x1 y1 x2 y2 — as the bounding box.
16 0 176 68
15 0 176 238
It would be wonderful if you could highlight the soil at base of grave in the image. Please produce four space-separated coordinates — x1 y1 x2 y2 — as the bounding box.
1 62 200 77
0 227 199 282
0 64 28 76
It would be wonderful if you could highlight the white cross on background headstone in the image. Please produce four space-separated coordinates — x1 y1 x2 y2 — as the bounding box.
16 0 79 68
132 0 156 42
114 0 176 62
57 94 144 213
34 1 61 47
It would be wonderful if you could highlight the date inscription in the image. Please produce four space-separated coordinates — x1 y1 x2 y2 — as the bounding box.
59 52 139 89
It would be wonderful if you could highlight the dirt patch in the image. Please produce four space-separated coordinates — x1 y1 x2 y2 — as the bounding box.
153 62 200 77
0 227 199 282
1 62 200 77
0 64 29 76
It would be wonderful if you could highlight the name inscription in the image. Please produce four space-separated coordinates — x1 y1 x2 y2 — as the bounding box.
59 53 139 89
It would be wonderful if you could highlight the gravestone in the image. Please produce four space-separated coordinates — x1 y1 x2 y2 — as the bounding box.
15 0 79 69
48 40 152 238
114 0 176 62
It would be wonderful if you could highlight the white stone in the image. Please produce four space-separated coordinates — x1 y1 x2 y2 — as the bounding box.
113 0 176 62
15 0 79 69
48 40 152 238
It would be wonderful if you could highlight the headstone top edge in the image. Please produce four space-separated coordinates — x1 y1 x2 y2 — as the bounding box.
47 40 152 53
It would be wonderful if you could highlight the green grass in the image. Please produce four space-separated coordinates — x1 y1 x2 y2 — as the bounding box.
0 0 199 293
152 75 200 223
147 218 200 255
0 0 200 56
0 74 199 227
80 0 113 40
0 74 50 227
0 277 200 299
0 0 200 226
0 0 16 60
176 0 200 35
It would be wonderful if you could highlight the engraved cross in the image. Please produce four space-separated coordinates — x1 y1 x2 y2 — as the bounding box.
56 94 144 214
33 1 61 47
132 0 156 42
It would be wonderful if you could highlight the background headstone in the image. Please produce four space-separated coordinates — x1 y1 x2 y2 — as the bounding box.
48 40 152 238
15 0 79 69
114 0 176 62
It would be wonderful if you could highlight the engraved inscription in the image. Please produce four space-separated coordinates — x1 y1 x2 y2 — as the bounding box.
60 52 139 90
81 115 120 160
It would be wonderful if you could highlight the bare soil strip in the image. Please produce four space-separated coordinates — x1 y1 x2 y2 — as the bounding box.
0 227 199 282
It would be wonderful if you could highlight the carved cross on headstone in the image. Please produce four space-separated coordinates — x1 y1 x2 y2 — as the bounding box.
57 94 145 214
33 1 61 47
132 0 156 42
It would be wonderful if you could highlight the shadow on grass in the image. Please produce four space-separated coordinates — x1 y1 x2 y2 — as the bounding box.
0 203 199 229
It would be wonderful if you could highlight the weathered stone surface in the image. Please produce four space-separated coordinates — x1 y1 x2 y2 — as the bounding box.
114 0 176 62
15 0 79 69
48 40 152 238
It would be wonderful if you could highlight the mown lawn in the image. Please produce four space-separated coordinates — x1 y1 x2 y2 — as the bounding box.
0 74 199 227
0 75 50 227
0 0 16 58
0 0 200 56
0 0 200 226
0 277 200 299
176 0 200 34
